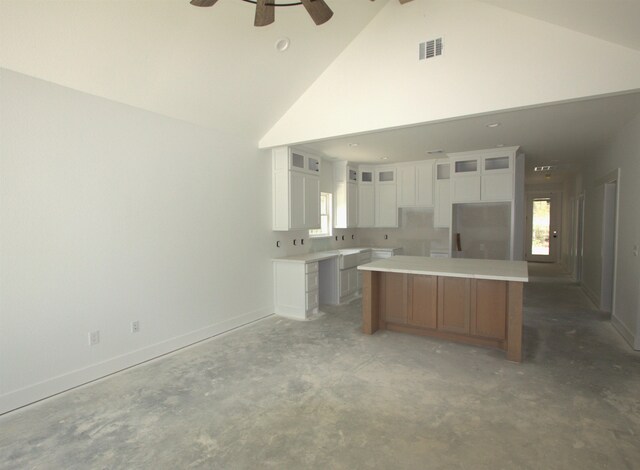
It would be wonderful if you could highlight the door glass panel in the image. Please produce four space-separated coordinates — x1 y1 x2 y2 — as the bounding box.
531 198 551 255
455 160 477 173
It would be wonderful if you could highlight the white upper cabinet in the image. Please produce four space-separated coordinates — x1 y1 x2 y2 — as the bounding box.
375 167 398 227
480 156 513 201
272 146 321 231
334 161 358 228
449 148 517 203
397 161 434 207
358 166 375 227
434 160 451 228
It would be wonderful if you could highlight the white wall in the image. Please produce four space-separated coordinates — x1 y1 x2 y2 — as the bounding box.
260 0 640 148
582 112 640 349
0 69 275 413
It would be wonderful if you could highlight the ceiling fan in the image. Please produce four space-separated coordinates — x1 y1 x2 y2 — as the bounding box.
190 0 414 27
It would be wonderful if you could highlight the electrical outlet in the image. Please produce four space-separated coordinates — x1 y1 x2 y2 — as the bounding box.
88 330 100 346
131 321 140 333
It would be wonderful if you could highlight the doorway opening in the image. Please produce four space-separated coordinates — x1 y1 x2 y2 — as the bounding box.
526 192 561 262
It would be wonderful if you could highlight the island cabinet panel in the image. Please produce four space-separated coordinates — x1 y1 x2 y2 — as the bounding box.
471 279 507 340
408 275 437 329
360 256 527 362
437 277 470 334
381 273 407 325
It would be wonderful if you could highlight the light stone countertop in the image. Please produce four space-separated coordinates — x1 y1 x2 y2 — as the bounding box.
358 255 529 282
272 247 401 263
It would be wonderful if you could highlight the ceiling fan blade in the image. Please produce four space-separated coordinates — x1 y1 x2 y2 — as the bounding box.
255 0 275 27
190 0 219 6
300 0 334 26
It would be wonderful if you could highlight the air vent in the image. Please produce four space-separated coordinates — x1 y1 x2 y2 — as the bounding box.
419 37 443 60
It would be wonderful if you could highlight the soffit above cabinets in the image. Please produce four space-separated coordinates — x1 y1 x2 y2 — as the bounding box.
297 91 640 182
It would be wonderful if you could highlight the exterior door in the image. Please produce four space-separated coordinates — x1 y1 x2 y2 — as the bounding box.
526 192 561 262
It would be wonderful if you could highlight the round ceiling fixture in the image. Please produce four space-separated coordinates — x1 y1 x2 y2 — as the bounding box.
486 122 501 128
275 37 290 52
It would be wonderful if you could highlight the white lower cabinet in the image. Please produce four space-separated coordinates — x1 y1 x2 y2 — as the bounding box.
339 267 358 299
272 260 319 320
339 250 372 303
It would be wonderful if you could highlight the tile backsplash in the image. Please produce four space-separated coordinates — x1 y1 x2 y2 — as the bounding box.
270 207 449 258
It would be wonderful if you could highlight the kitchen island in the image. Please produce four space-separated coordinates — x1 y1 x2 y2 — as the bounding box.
358 256 528 362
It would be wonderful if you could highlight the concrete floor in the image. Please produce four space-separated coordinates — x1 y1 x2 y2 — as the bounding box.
1 264 639 469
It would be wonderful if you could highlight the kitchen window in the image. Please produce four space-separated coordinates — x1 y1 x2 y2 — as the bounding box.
309 192 332 238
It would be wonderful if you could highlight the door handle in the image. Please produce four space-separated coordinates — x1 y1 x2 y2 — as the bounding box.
552 230 558 239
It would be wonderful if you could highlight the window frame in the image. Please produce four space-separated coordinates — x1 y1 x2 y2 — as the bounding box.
309 192 333 238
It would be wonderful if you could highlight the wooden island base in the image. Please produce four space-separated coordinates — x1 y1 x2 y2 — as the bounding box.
362 270 523 362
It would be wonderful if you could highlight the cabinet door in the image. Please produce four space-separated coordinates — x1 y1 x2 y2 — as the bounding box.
375 184 398 227
347 182 358 227
381 273 407 324
434 179 451 228
358 185 375 227
451 175 481 203
437 277 470 334
415 161 434 206
397 165 416 207
481 173 512 201
340 269 350 297
408 275 437 328
304 175 320 229
289 171 306 229
471 279 507 340
348 268 358 294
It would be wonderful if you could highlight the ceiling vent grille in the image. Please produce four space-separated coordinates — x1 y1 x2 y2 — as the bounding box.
419 37 443 61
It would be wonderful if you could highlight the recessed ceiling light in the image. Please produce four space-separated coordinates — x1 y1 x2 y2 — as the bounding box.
427 149 444 154
486 122 500 128
381 156 389 160
275 38 290 52
348 143 359 147
496 144 505 148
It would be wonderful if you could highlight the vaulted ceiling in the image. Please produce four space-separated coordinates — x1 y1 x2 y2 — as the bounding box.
0 0 386 141
2 0 640 174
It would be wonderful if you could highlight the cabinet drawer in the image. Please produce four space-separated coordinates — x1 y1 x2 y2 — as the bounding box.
306 271 319 292
306 290 319 311
305 262 318 274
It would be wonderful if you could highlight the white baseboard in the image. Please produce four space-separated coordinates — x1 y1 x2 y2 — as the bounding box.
0 308 273 415
581 282 600 309
611 314 637 350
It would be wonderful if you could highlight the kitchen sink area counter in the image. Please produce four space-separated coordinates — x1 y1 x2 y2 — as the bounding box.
272 247 402 320
358 256 528 362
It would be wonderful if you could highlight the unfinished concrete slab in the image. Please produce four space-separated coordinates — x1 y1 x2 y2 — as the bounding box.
1 264 639 469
